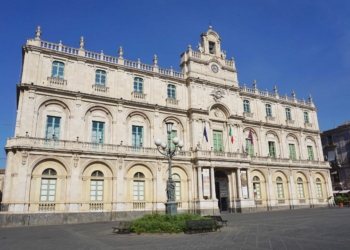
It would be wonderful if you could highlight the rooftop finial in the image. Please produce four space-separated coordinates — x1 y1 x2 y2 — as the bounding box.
153 54 158 65
209 25 212 30
79 36 85 49
253 80 257 89
188 44 192 50
292 90 296 98
118 46 123 58
35 26 42 40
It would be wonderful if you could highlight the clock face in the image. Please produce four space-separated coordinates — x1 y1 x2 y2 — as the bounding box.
211 64 219 73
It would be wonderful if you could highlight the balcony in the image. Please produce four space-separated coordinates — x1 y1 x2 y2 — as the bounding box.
131 92 146 102
92 84 109 94
305 122 313 129
47 77 67 88
243 112 254 119
286 119 295 126
266 116 275 122
166 98 179 107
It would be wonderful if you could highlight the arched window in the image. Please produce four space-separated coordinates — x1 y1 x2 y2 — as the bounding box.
304 112 309 123
276 177 284 198
243 100 250 113
91 171 104 177
51 61 65 79
134 77 143 93
265 104 272 117
133 172 145 200
95 70 106 86
297 177 305 198
172 174 181 201
316 178 323 198
40 168 57 202
307 146 314 160
90 171 104 201
167 84 176 99
253 176 261 199
285 108 292 120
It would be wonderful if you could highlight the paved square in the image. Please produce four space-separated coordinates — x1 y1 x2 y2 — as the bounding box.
0 207 349 250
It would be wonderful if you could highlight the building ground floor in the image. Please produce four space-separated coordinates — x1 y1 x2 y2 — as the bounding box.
0 147 332 226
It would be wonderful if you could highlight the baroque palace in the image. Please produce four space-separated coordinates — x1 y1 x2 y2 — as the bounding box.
1 26 331 223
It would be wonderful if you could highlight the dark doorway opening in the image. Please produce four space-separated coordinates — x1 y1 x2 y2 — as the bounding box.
215 170 229 213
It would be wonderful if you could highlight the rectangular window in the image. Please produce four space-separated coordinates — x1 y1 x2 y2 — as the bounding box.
40 179 56 201
46 116 61 139
213 131 223 152
276 183 284 198
92 121 105 143
253 183 261 199
266 104 272 117
246 139 254 156
167 130 177 150
304 112 309 123
316 183 323 198
133 181 144 200
132 126 143 147
175 181 181 201
286 108 292 120
95 70 106 86
297 183 304 198
90 180 103 201
134 78 143 93
307 146 314 160
51 61 64 79
167 85 176 99
268 141 276 158
289 144 296 159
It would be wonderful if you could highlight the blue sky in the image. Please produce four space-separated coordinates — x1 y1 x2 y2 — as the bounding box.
0 0 349 168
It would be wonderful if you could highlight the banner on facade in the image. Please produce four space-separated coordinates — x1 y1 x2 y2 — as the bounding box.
202 169 211 197
241 170 249 198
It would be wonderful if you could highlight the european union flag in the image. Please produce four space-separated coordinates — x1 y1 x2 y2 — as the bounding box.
203 126 208 142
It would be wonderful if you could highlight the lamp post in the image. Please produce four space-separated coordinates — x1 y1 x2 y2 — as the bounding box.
154 122 184 215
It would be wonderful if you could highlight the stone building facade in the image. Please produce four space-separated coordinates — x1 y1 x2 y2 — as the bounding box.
1 26 331 221
321 121 350 191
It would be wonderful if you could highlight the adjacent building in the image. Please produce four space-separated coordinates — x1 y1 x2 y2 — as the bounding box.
321 121 350 191
1 26 331 222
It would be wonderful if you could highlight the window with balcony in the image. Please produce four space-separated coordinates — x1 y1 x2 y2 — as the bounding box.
40 168 57 202
213 131 223 152
172 174 181 201
316 178 323 198
285 108 292 120
246 139 254 156
132 126 143 147
167 130 177 150
307 146 314 160
133 172 145 201
304 112 309 123
92 121 105 143
297 177 305 198
95 70 106 86
276 177 284 198
90 171 104 201
253 176 261 199
243 100 250 113
51 61 64 79
46 116 61 139
289 144 296 159
268 141 276 158
134 77 143 93
167 84 176 99
265 104 272 117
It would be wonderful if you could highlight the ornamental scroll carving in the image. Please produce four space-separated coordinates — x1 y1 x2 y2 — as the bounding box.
210 88 225 102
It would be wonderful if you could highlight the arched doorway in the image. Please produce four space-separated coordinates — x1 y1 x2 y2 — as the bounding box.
215 170 229 213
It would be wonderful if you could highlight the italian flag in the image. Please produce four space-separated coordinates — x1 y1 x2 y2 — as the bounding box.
228 125 234 144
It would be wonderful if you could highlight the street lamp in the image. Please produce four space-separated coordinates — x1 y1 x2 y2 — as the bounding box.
154 122 184 215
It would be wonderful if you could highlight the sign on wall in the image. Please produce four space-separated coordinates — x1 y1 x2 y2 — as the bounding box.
241 170 249 198
202 169 211 197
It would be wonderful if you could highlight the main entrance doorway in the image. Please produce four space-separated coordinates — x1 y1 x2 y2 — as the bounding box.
215 171 229 213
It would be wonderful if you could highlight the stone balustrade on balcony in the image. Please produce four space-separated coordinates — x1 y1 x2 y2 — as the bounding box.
47 77 67 88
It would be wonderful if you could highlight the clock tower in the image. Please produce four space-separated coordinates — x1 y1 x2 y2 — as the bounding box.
180 26 238 87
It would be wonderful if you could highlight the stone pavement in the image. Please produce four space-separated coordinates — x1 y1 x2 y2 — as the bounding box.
0 207 349 250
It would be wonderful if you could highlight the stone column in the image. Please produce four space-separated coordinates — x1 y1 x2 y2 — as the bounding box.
236 168 242 199
288 169 296 209
246 168 253 199
210 167 216 200
1 151 14 206
308 171 316 207
197 166 203 201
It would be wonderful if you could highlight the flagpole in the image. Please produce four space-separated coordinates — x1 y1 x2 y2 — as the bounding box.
224 124 228 153
201 120 204 150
